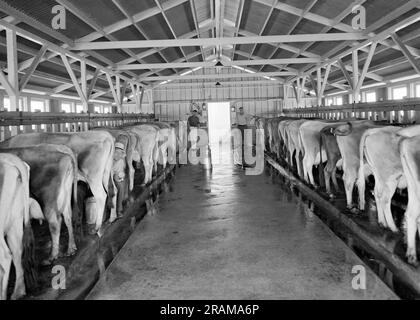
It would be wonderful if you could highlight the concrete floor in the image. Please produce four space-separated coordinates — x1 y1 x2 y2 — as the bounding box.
87 161 397 300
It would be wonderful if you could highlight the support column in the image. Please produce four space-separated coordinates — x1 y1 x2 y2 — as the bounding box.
49 98 61 113
352 50 360 103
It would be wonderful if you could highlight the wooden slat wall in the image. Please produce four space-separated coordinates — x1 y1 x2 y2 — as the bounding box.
153 67 283 121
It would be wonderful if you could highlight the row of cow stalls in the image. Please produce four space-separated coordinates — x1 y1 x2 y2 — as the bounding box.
1 118 181 300
261 115 420 299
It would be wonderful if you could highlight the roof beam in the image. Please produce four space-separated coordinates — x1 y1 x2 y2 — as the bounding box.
142 72 294 82
73 33 368 50
117 58 321 70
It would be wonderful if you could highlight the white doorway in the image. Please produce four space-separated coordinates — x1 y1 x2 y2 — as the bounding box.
207 102 232 165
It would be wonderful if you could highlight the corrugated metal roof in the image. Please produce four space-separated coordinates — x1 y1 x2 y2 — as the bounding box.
0 0 417 93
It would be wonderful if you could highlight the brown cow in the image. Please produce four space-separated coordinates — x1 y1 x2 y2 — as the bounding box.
0 145 79 263
1 131 115 234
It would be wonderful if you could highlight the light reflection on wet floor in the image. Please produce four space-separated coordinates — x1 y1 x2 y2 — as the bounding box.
87 160 397 300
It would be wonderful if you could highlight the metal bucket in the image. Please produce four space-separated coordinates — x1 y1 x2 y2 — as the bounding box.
85 197 97 225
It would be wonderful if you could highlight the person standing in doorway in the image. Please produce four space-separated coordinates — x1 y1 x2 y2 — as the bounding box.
187 109 201 154
235 107 251 169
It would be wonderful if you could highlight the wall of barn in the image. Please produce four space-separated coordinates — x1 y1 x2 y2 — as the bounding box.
152 67 284 122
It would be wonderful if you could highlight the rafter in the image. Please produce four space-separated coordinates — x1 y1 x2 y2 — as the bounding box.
337 59 354 90
56 0 139 80
189 0 205 61
231 0 245 60
299 0 420 77
280 0 367 72
153 0 190 62
111 0 178 76
19 45 47 91
258 0 318 72
392 33 420 75
235 28 383 83
60 54 88 105
292 10 420 84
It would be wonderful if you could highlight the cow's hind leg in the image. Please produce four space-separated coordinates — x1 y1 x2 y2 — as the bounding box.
406 202 419 266
373 184 387 229
0 237 12 300
7 226 26 300
382 181 399 232
343 171 356 210
331 167 340 193
46 211 61 264
63 204 77 256
89 183 107 234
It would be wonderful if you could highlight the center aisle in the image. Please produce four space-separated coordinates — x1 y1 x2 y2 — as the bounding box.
87 163 397 300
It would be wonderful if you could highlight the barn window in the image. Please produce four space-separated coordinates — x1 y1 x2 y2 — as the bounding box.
61 102 72 113
76 103 83 113
366 91 377 102
415 84 420 97
392 86 408 100
31 99 45 112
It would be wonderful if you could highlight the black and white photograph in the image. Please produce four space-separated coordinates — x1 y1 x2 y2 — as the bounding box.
0 0 419 306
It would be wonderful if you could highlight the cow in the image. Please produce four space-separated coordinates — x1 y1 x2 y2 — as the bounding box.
0 144 79 264
255 117 267 152
124 125 159 185
1 131 116 234
319 120 370 197
320 125 342 197
298 120 332 187
278 119 294 160
0 153 43 300
151 122 177 168
333 121 378 210
284 119 308 177
94 128 137 192
396 125 420 265
357 126 405 233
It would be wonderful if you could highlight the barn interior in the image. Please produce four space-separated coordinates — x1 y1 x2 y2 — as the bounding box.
0 0 420 301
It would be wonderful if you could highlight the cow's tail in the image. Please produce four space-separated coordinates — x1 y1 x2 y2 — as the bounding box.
334 122 353 136
20 164 39 293
297 127 305 160
357 130 371 211
103 136 115 195
125 133 134 190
